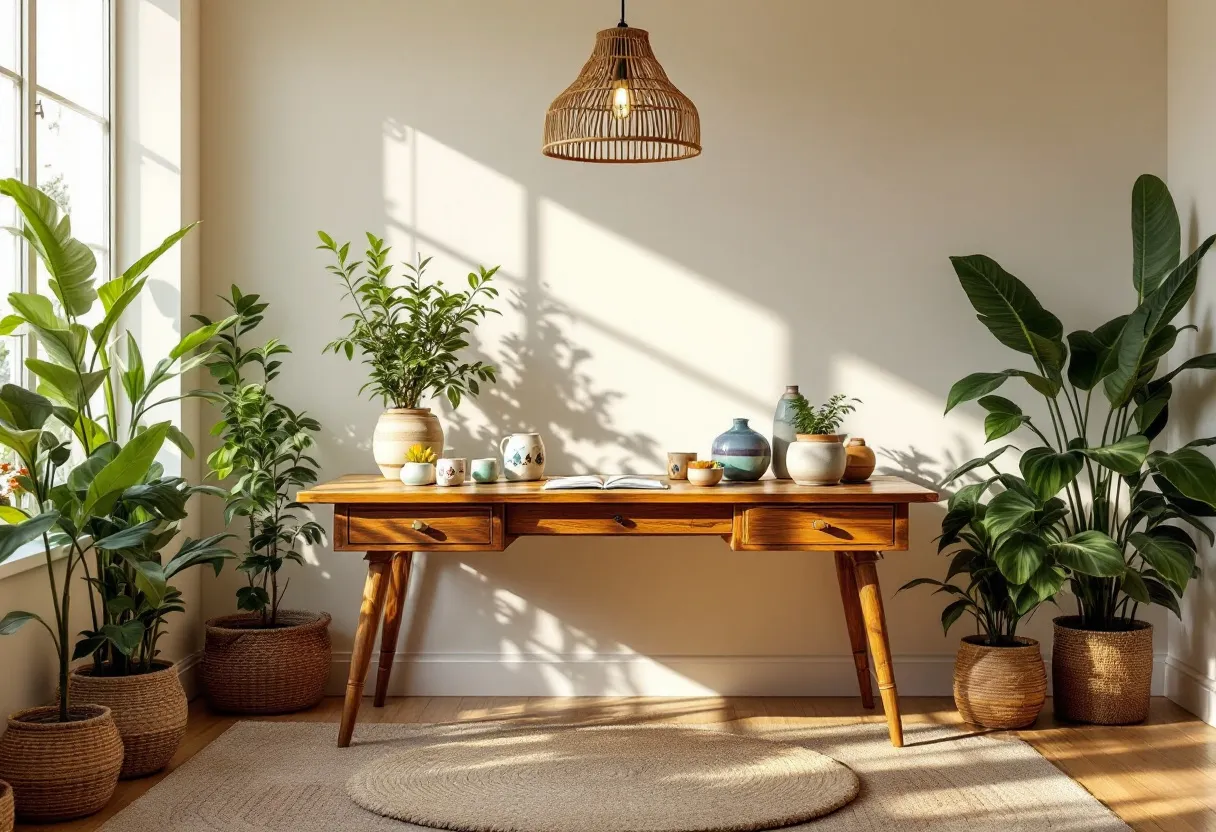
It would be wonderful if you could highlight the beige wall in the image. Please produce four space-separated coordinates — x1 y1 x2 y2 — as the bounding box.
197 0 1169 696
1165 0 1216 725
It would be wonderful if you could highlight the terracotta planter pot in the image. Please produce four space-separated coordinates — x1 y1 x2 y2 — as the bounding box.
68 661 187 778
204 610 332 714
953 636 1047 729
0 780 12 832
373 408 443 479
0 705 123 822
1052 616 1153 725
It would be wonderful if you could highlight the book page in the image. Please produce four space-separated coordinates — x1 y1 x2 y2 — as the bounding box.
542 475 606 490
603 475 669 490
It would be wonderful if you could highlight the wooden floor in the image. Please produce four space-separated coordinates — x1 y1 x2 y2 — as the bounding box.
19 695 1216 832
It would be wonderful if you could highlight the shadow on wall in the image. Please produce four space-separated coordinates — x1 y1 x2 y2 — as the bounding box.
199 0 1169 694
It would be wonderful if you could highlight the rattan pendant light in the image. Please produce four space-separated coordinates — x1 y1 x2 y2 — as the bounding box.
543 0 701 163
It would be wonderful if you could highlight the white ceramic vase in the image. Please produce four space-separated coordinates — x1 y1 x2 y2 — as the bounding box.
399 462 436 486
373 408 443 479
786 434 847 485
500 433 546 482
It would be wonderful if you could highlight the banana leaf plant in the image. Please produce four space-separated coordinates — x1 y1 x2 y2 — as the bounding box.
197 286 325 627
0 178 235 679
941 173 1216 631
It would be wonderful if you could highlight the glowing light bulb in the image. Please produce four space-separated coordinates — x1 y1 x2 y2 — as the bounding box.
611 80 632 120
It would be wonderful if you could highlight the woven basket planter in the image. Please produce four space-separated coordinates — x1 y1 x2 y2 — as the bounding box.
0 705 123 822
0 780 13 832
1052 616 1153 725
953 636 1047 729
68 661 187 779
204 610 331 714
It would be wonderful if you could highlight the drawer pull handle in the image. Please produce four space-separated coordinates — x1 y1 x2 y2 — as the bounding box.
612 514 626 526
812 519 831 531
411 520 430 532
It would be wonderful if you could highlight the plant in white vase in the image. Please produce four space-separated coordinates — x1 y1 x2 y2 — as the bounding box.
785 394 861 485
317 233 502 478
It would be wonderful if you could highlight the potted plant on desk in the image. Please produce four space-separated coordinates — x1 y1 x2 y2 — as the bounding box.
316 233 502 479
198 287 330 714
941 173 1216 724
785 394 860 485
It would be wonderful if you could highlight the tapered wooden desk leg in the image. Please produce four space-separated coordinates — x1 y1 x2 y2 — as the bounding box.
853 553 903 748
835 552 875 709
338 553 392 748
374 552 413 707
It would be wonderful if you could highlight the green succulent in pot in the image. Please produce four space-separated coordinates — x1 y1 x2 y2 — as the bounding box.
939 173 1216 641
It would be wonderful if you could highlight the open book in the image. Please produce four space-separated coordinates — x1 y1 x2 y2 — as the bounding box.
543 475 669 491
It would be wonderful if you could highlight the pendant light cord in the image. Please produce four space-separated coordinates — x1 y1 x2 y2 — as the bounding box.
618 0 627 27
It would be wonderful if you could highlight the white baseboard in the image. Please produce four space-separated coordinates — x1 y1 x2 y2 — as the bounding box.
177 651 203 700
327 651 1170 698
1165 655 1216 726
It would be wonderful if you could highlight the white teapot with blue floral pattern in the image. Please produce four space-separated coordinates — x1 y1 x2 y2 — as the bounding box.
499 432 546 482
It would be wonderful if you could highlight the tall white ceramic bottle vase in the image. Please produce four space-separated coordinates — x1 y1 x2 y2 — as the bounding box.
500 433 546 482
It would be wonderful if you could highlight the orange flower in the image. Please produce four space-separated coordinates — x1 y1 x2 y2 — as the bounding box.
0 463 11 474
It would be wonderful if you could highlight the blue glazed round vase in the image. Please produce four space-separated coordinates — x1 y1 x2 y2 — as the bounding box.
711 418 772 481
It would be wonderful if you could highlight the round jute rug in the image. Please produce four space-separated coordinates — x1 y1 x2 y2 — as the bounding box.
345 724 859 832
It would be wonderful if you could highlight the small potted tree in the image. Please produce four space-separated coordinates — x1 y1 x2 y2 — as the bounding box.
316 233 501 478
200 287 330 714
900 471 1056 729
784 394 860 485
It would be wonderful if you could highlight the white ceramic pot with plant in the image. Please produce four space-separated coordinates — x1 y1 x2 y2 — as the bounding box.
318 233 503 478
400 444 437 486
784 394 860 485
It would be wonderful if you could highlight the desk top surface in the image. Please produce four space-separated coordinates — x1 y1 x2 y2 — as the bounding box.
298 474 939 505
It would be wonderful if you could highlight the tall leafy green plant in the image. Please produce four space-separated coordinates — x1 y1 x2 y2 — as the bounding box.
199 287 325 627
942 174 1216 631
0 178 233 685
317 232 501 410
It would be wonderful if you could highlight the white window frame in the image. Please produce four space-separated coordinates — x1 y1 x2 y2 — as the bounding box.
1 0 115 386
0 0 114 577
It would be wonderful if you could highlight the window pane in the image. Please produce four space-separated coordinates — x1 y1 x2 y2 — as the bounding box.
0 78 17 396
0 0 16 72
37 98 106 246
36 0 105 113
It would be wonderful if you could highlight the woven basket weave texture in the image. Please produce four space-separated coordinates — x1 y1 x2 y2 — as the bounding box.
1052 616 1153 725
0 705 123 822
953 636 1047 729
68 661 187 778
204 610 331 715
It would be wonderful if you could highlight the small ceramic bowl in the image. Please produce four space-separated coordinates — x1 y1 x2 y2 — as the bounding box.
400 462 436 486
686 466 724 487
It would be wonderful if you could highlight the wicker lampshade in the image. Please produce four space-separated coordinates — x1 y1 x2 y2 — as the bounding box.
543 26 701 163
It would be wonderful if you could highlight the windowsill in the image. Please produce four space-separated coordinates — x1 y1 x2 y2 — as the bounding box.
0 538 73 581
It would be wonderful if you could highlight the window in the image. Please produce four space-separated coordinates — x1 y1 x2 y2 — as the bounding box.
1 0 113 390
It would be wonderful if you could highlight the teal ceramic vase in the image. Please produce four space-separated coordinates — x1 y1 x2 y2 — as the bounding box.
771 385 801 479
711 418 772 481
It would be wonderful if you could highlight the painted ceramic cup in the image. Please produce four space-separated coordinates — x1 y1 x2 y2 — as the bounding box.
436 457 467 487
666 452 697 480
471 457 500 483
711 418 772 481
400 462 436 486
500 433 546 482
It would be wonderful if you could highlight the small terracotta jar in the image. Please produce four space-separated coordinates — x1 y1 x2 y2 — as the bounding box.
843 437 876 483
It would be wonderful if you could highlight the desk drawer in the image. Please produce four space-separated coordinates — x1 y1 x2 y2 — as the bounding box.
347 506 493 546
507 504 733 535
739 504 895 548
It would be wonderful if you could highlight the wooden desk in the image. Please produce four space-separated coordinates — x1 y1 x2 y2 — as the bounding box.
298 474 938 748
